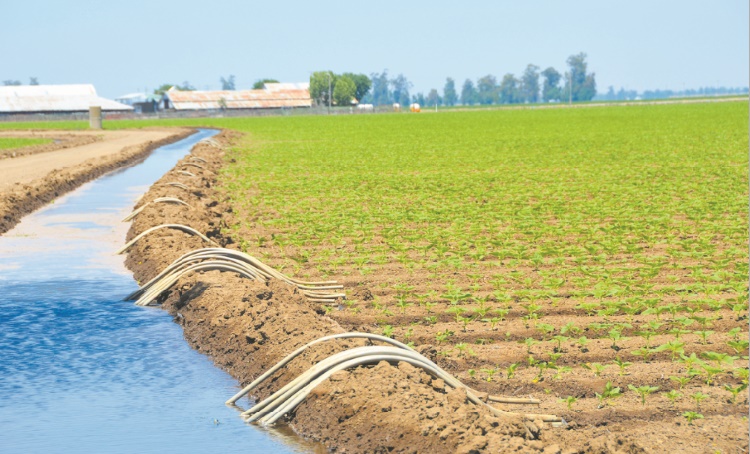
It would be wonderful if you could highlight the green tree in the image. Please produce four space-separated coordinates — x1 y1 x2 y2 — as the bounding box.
29 77 39 86
460 79 477 105
425 88 441 106
563 52 597 102
476 75 497 105
498 73 520 104
220 75 236 90
443 77 458 106
541 67 562 102
413 92 426 106
342 73 372 102
252 78 279 89
370 70 391 105
2 80 21 86
153 82 195 96
310 71 336 106
390 74 412 106
520 64 540 103
333 75 356 106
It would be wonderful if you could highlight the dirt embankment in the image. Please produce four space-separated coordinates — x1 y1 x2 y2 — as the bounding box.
120 131 671 453
0 131 103 160
0 128 194 235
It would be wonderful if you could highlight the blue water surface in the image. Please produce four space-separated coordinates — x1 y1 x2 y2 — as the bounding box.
0 130 317 454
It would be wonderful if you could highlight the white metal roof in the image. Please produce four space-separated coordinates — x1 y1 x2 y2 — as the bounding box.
0 84 133 113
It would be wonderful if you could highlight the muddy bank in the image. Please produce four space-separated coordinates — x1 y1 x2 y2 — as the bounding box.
122 131 581 453
0 128 193 235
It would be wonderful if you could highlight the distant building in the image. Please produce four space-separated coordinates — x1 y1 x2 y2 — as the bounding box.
115 92 161 113
0 84 132 114
162 82 311 111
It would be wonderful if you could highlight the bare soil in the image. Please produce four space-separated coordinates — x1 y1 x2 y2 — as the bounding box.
0 130 103 160
121 132 749 453
0 128 194 235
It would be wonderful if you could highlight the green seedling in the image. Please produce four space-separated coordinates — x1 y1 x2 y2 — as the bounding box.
583 363 607 377
577 336 590 352
683 411 704 425
551 335 569 352
631 347 655 362
613 357 632 376
481 367 498 382
595 381 622 408
669 376 693 391
506 363 518 379
665 390 682 405
628 384 659 405
691 392 709 410
559 396 578 411
723 383 747 404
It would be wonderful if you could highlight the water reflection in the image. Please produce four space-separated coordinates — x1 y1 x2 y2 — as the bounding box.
0 130 319 453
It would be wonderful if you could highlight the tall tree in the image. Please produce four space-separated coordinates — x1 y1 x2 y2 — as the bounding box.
252 78 279 89
370 70 391 105
443 78 457 106
333 75 356 106
425 88 441 106
460 79 477 105
310 71 336 105
476 75 498 105
390 73 412 106
498 73 520 104
564 52 597 102
29 77 39 86
520 64 540 103
2 80 21 86
541 67 562 102
412 92 426 106
342 73 372 102
220 75 236 90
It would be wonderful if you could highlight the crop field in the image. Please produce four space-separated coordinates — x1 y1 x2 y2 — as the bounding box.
216 102 748 444
0 137 51 149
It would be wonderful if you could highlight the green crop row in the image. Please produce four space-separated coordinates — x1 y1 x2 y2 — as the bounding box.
0 137 52 150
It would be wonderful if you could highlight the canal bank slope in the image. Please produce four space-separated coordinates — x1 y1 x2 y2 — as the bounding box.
121 131 597 454
0 128 194 235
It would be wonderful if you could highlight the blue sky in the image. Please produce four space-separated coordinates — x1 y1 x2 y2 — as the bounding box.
2 0 747 98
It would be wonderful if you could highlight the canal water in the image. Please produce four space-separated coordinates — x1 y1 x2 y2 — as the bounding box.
0 130 316 453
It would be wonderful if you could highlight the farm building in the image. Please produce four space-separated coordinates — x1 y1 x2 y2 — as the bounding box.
0 84 132 114
162 83 311 111
115 92 161 113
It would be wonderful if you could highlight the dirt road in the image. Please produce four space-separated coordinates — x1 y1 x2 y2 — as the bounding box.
0 128 194 235
0 130 181 191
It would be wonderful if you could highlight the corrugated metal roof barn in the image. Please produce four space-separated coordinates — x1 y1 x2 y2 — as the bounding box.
164 83 311 110
0 84 133 113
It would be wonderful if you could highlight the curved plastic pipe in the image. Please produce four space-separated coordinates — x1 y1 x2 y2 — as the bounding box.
132 257 267 306
239 346 560 425
134 261 263 306
182 163 209 172
226 333 411 404
116 224 217 254
161 182 190 190
176 170 195 177
125 248 340 301
189 156 207 163
122 197 192 222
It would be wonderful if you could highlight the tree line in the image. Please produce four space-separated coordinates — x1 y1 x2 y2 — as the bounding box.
309 53 598 107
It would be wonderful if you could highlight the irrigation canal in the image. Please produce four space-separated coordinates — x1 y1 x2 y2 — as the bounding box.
0 130 316 453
